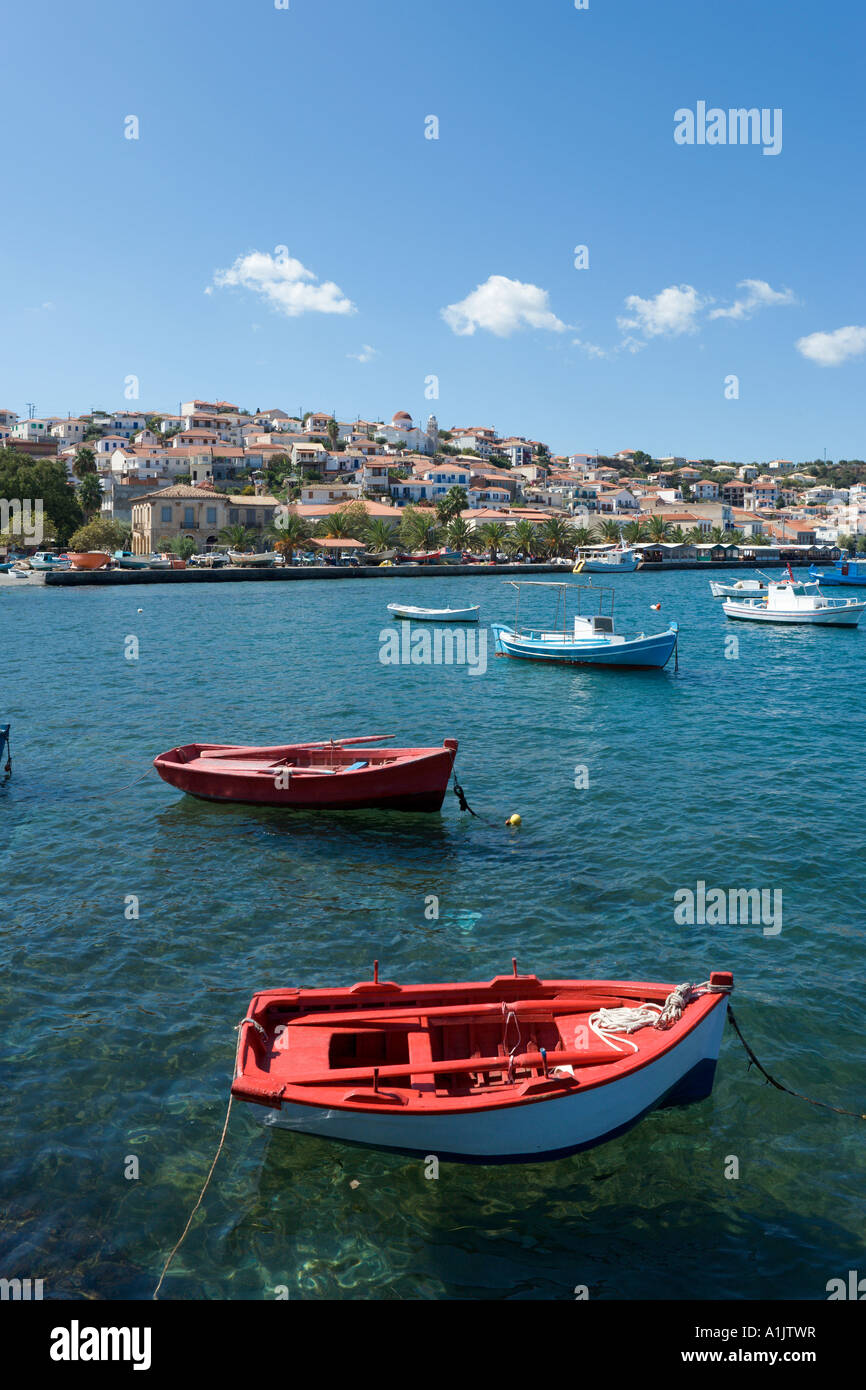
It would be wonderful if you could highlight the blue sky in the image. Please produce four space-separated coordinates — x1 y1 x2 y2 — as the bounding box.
2 0 864 460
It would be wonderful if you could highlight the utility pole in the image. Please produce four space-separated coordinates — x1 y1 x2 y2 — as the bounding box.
26 402 35 419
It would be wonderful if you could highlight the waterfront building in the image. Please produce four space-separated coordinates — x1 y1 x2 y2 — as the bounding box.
130 483 280 554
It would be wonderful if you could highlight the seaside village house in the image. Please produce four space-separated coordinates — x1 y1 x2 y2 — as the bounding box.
130 484 279 554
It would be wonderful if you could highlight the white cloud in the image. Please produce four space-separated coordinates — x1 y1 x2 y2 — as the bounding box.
708 278 796 320
208 249 356 317
618 284 707 338
572 338 608 359
348 344 378 363
796 325 866 367
442 275 567 337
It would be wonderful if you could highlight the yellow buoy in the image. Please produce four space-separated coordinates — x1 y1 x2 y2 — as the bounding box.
505 813 522 827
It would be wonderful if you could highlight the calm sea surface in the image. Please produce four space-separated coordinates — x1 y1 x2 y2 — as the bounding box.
1 568 864 1300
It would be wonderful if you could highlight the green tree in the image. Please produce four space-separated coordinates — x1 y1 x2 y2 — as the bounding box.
219 523 256 550
316 502 369 540
621 518 649 544
446 516 472 551
399 506 441 552
505 519 541 560
326 418 340 452
72 446 97 479
477 520 508 562
75 472 103 519
596 519 623 544
571 525 595 549
0 449 83 544
540 517 575 556
668 526 687 544
363 517 397 553
168 535 197 561
67 518 130 552
435 486 468 525
646 514 671 543
268 512 312 562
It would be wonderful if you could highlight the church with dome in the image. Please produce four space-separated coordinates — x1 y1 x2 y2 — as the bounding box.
377 410 439 455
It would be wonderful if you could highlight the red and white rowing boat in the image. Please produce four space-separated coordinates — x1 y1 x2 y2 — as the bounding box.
232 966 733 1162
153 735 458 812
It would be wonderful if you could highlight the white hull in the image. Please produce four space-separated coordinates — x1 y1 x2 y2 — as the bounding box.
387 604 480 623
261 999 727 1161
709 580 766 598
723 600 864 626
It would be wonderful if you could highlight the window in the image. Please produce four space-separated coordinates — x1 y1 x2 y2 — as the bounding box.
161 506 172 522
245 509 256 523
206 507 217 524
229 509 239 523
183 508 195 527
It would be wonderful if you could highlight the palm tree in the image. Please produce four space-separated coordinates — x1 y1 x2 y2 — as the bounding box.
540 517 574 557
72 446 97 479
446 516 472 552
75 472 103 519
621 519 649 545
505 519 541 561
685 527 705 545
435 486 469 525
477 521 508 562
268 512 312 561
364 517 397 553
708 525 726 543
326 418 340 453
668 526 687 544
400 507 441 552
220 523 255 550
571 526 595 549
596 519 622 544
646 514 671 543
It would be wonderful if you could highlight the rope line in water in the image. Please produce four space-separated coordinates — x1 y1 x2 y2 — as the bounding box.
728 1003 866 1121
152 1092 235 1300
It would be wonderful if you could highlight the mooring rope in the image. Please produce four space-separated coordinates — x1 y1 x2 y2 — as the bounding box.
727 1003 866 1121
152 1020 250 1299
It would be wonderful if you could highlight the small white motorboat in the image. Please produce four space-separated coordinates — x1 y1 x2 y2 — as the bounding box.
723 578 866 627
709 577 768 598
387 603 480 623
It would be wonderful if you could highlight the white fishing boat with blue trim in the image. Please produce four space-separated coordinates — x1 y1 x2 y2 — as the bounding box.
723 575 866 626
492 581 679 669
573 545 641 573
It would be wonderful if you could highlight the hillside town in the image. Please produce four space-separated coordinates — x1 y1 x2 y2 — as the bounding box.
1 398 865 560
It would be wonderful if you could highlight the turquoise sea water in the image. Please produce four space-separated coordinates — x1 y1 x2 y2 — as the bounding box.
1 569 864 1301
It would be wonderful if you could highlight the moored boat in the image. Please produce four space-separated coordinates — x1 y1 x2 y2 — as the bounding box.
29 551 71 571
66 551 111 571
723 578 866 626
113 549 170 570
492 581 678 668
228 550 276 568
573 546 641 573
709 577 767 598
386 602 480 623
809 557 866 586
232 966 733 1161
154 734 458 811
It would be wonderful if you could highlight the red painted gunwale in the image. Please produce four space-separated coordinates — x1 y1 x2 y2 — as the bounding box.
153 737 458 811
232 971 733 1117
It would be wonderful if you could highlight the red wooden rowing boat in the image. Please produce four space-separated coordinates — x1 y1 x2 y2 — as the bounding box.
153 735 458 811
232 965 733 1161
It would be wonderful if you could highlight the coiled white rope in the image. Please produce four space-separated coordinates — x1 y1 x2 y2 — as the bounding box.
589 982 709 1054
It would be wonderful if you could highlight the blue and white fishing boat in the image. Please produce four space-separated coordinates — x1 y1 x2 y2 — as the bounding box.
809 557 866 586
492 581 679 669
29 552 71 570
573 545 641 574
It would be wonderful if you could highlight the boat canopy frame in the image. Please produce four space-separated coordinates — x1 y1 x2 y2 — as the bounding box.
503 580 615 637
